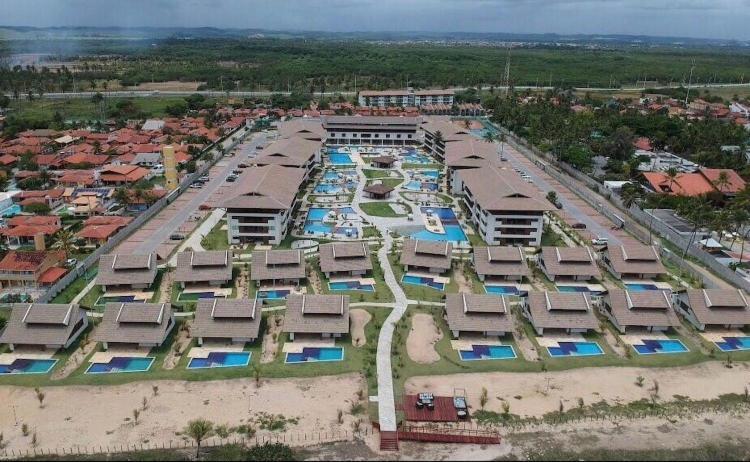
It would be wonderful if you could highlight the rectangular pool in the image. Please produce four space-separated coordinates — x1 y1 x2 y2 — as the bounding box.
633 339 689 355
285 347 344 364
257 289 291 300
329 153 354 165
95 295 145 307
85 357 155 374
715 336 750 352
404 181 438 192
547 342 604 357
484 285 519 295
458 344 516 361
411 207 468 242
0 358 58 375
625 283 661 291
556 285 590 293
329 281 375 292
187 352 251 369
177 291 226 301
402 274 445 291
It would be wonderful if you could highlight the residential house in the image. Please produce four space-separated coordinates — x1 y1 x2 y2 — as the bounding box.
283 294 350 341
672 289 750 331
96 253 158 292
400 239 453 274
93 302 175 349
0 303 89 351
192 298 262 346
538 246 601 282
523 291 599 336
444 293 514 338
318 242 373 278
250 249 306 286
472 246 529 282
0 250 66 289
600 289 680 334
174 250 233 289
599 244 666 280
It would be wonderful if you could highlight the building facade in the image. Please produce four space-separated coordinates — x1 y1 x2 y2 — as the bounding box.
323 116 421 146
358 89 454 108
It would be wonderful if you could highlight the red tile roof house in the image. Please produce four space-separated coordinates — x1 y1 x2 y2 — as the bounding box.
0 250 66 289
14 189 66 209
0 154 18 167
76 216 133 247
99 165 150 185
0 303 89 352
642 168 746 197
54 169 98 188
1 215 62 247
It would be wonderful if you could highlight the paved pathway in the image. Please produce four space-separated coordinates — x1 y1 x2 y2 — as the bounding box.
167 208 226 266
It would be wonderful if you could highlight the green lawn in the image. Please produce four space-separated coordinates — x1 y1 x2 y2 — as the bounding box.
362 169 396 179
50 268 98 305
402 163 442 170
541 226 568 247
366 178 403 189
360 201 410 218
362 226 381 239
201 219 229 251
311 252 395 304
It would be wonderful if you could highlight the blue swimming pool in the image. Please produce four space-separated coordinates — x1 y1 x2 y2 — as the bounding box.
329 281 375 292
330 153 354 165
547 342 604 357
0 359 58 375
459 344 517 361
715 336 750 352
257 289 291 300
404 181 438 192
0 204 21 217
285 347 344 364
85 357 155 374
95 295 144 306
633 339 689 355
401 153 432 164
402 274 445 291
625 283 661 291
557 285 590 293
411 207 468 242
187 352 251 369
484 285 519 295
323 170 356 181
304 207 357 235
420 170 440 179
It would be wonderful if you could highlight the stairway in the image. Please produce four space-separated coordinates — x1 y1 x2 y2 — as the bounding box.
379 430 399 451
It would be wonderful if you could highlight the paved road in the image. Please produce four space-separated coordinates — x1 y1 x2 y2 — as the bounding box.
129 131 267 255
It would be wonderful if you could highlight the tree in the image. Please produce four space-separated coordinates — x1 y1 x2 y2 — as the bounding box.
546 191 558 205
113 187 130 206
51 229 78 257
712 170 732 195
619 182 643 209
24 203 51 215
677 198 712 270
600 126 634 161
483 131 497 144
185 418 214 459
664 167 679 193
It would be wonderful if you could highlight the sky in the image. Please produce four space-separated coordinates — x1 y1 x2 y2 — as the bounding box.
2 0 750 40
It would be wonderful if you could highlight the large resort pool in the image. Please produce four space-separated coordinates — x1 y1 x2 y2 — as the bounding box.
410 207 468 242
303 207 359 238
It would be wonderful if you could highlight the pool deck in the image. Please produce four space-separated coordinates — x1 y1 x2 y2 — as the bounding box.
422 212 445 234
329 276 377 285
181 286 233 296
620 331 669 346
449 336 504 351
622 279 672 290
404 271 451 284
281 338 335 354
536 334 587 348
89 348 151 364
699 328 746 343
188 343 246 359
257 284 305 295
0 350 55 364
97 288 154 302
555 282 606 292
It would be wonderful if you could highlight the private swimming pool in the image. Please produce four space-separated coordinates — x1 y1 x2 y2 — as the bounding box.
625 283 661 291
402 274 445 291
177 291 226 301
329 153 355 165
85 357 155 374
95 295 145 307
329 281 375 292
285 347 344 364
187 352 251 369
556 285 590 293
632 339 689 355
257 289 291 300
484 285 519 295
0 358 58 375
715 336 750 352
411 207 468 242
547 342 604 357
458 344 516 361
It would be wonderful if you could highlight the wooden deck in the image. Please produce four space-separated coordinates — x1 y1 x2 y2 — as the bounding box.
400 395 465 422
399 426 501 445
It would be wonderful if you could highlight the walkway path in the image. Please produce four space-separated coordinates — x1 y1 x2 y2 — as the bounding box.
167 208 226 266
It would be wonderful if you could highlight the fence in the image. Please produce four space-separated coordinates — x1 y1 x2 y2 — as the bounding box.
35 125 252 303
484 119 750 292
0 426 372 460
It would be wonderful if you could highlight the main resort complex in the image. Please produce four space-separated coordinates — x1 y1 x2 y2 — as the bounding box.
2 110 750 457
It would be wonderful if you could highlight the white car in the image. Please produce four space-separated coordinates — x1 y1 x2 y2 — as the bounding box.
591 237 609 246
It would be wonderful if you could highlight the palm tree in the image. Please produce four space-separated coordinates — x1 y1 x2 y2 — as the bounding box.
731 208 750 265
712 171 732 195
113 187 130 206
677 198 712 270
483 131 497 144
619 182 643 209
664 167 679 193
433 130 444 146
463 119 472 129
185 418 214 459
51 229 78 257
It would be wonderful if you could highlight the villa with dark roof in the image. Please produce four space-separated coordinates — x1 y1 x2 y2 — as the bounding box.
319 242 372 278
192 298 262 345
96 253 157 291
523 291 599 336
93 302 174 349
444 293 514 338
283 294 350 341
174 250 232 289
0 303 88 351
600 289 680 334
538 246 600 282
250 249 306 286
599 244 666 280
400 239 453 274
672 289 750 331
473 246 529 282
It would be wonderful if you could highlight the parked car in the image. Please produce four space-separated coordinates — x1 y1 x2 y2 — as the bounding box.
238 163 249 168
453 388 468 419
591 237 609 246
572 222 587 229
169 233 185 241
226 175 238 182
65 258 78 268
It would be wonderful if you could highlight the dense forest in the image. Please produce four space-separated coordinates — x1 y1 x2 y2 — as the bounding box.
2 38 750 94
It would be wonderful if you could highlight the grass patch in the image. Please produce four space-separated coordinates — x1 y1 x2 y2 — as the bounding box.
387 253 457 302
360 201 409 218
362 169 395 179
201 219 229 251
312 252 394 303
366 178 403 189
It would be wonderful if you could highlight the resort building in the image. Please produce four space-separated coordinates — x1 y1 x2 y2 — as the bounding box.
319 242 373 278
0 250 66 290
253 137 321 180
96 253 158 292
459 167 552 247
93 302 175 350
444 138 498 193
421 119 472 162
400 239 453 274
283 294 350 341
523 291 599 336
323 116 421 146
444 293 514 338
473 246 529 282
250 249 306 286
538 246 600 282
174 250 233 289
362 183 395 199
192 298 262 346
278 119 327 142
600 289 680 334
599 244 666 280
358 89 454 108
672 289 750 331
222 165 305 245
0 303 88 351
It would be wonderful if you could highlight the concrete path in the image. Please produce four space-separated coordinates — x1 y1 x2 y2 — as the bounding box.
167 208 226 266
70 277 97 304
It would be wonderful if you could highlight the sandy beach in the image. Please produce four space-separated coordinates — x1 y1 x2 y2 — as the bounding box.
0 373 366 452
406 361 750 417
406 313 442 364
